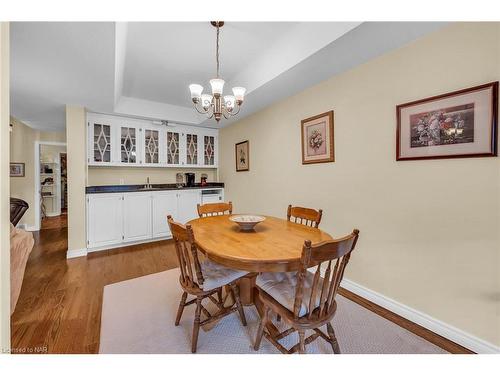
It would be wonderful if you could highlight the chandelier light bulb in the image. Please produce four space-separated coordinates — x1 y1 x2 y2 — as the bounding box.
224 95 236 111
210 78 225 97
189 84 203 103
201 94 213 110
232 87 246 103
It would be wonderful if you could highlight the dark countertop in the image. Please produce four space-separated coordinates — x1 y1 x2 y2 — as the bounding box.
86 182 224 194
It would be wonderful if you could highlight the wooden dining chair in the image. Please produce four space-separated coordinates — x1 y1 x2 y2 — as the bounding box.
197 201 233 217
167 215 248 353
287 205 323 228
253 229 360 354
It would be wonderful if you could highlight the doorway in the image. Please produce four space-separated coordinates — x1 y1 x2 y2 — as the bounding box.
34 141 67 230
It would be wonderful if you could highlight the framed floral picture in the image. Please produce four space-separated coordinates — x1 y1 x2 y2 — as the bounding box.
10 162 25 177
301 111 334 164
235 140 249 172
396 82 498 161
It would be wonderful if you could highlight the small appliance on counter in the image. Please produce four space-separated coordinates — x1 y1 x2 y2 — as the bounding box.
200 173 208 186
176 173 184 188
201 189 223 204
185 172 195 187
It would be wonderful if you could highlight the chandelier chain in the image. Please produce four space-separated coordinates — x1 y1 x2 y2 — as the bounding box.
216 23 220 78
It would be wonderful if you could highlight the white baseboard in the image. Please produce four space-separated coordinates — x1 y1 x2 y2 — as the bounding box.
66 248 88 259
45 212 61 217
86 235 172 253
340 278 500 354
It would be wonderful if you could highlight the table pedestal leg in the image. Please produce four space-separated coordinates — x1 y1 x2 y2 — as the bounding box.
237 273 257 306
237 273 280 338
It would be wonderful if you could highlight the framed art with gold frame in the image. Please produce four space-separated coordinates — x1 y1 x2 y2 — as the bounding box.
301 111 334 164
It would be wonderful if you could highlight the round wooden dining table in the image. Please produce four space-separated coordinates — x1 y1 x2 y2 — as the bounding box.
188 215 333 273
188 214 333 306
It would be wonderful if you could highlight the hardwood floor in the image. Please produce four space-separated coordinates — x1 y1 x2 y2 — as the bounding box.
40 214 68 230
11 222 472 354
11 224 179 353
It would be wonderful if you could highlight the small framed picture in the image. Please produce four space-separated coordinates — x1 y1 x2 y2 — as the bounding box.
396 82 498 161
10 162 25 177
235 140 249 172
301 110 334 164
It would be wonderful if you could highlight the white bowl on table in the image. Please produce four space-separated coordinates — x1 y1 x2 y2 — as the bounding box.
229 215 266 231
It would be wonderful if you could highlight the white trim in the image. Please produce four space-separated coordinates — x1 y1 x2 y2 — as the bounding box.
87 235 172 253
24 225 38 232
66 248 88 259
341 278 500 354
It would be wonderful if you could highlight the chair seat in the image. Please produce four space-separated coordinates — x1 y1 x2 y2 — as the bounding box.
200 259 247 291
256 271 325 317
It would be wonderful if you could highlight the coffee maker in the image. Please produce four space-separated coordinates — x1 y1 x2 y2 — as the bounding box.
185 173 195 187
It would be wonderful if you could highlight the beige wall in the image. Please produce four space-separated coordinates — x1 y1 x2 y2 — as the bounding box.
219 23 500 346
0 22 10 352
9 117 66 228
87 167 217 186
9 118 36 228
66 106 87 253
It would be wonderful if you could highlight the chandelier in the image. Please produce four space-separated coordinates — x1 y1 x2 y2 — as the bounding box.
189 21 246 123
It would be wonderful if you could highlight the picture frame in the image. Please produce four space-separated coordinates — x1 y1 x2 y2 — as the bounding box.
301 110 334 164
10 162 25 177
235 140 250 172
396 82 498 161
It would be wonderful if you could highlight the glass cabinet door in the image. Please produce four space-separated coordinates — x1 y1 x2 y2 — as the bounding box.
166 131 180 165
185 133 198 165
203 135 215 166
120 126 137 164
144 129 159 164
93 123 112 163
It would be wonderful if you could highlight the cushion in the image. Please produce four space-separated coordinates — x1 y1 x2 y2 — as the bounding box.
200 259 247 291
256 271 325 317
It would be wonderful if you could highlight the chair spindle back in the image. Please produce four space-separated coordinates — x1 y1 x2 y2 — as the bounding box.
293 229 360 319
287 205 323 228
167 215 204 289
197 201 233 217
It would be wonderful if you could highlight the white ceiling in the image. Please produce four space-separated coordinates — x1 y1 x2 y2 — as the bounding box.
10 21 447 131
122 22 299 106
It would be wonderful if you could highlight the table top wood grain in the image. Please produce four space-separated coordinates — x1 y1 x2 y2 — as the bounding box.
188 215 333 272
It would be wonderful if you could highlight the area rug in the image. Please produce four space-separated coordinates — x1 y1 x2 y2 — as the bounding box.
99 269 447 354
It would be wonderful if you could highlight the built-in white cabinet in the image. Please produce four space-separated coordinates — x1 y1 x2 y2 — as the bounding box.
87 113 218 168
142 126 161 166
123 192 152 242
165 129 181 166
152 191 178 238
87 193 124 248
177 190 202 224
87 188 219 252
118 123 140 165
89 121 113 164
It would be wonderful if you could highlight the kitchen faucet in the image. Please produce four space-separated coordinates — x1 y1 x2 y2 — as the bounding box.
145 177 151 189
